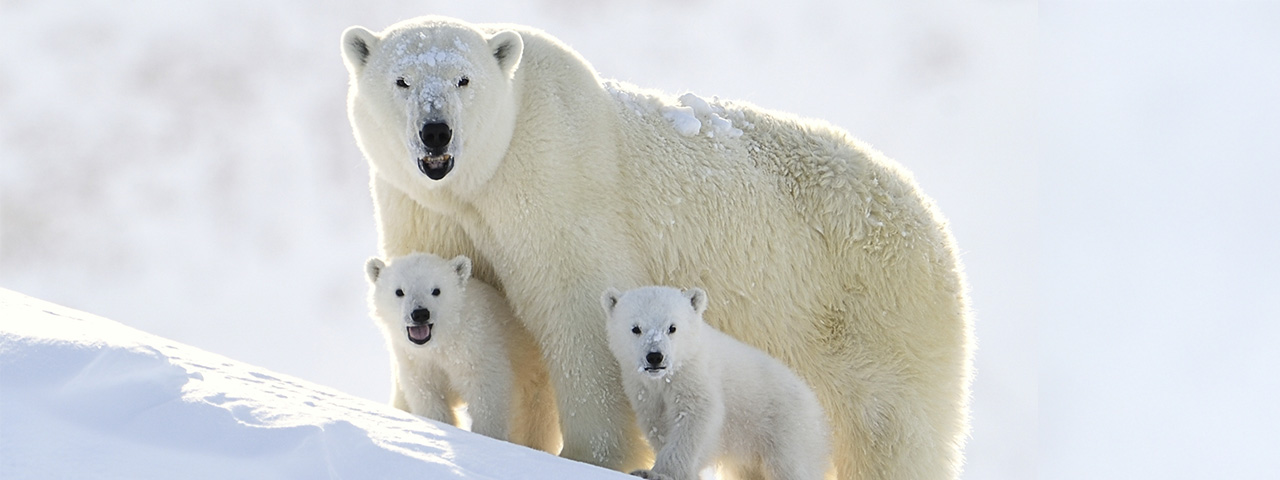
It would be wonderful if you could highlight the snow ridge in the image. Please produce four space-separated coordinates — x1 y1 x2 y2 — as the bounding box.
0 289 627 480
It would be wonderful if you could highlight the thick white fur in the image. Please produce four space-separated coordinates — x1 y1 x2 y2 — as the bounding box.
342 16 972 479
603 286 830 480
365 253 559 453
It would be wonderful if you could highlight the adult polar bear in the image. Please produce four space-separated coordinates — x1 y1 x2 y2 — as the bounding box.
341 16 972 480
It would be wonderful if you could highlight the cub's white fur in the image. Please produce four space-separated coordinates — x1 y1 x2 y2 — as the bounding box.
366 253 558 452
603 286 830 480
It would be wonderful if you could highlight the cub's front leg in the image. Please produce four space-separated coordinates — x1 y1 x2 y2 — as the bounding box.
403 365 458 427
644 392 722 480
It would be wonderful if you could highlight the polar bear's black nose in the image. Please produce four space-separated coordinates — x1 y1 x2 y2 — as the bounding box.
646 351 664 366
419 122 452 152
410 308 431 324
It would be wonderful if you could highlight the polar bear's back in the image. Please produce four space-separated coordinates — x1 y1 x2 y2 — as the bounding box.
605 83 962 340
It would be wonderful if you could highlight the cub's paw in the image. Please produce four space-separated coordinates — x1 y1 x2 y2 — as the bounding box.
629 470 673 480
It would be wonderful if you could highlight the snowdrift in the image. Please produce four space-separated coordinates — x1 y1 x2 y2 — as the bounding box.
0 288 626 479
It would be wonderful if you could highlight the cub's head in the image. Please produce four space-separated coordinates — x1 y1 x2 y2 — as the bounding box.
601 286 708 379
366 253 473 347
341 16 523 195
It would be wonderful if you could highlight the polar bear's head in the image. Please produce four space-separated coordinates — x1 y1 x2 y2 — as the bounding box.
366 252 473 347
341 16 523 195
601 286 709 379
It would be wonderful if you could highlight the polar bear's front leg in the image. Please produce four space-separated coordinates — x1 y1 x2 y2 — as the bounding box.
536 310 649 471
461 367 513 442
372 176 497 285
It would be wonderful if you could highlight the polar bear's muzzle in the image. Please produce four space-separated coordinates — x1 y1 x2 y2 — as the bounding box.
418 154 454 180
406 307 433 345
417 121 454 180
643 350 668 376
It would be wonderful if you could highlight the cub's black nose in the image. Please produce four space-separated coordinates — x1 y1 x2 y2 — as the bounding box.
419 122 452 151
646 351 664 366
410 308 431 324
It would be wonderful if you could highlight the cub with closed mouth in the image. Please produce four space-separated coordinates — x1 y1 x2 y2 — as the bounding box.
602 286 831 480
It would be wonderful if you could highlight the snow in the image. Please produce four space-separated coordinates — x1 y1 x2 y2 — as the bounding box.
678 93 743 139
661 104 703 136
657 93 744 139
0 288 628 479
392 40 474 72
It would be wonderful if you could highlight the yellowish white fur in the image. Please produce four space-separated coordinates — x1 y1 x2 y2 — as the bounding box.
343 16 972 479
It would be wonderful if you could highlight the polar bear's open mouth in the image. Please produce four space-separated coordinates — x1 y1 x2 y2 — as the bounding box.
407 324 433 345
417 155 454 180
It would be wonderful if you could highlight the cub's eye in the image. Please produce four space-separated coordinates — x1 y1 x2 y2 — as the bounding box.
431 288 441 296
668 325 677 334
457 76 470 87
631 326 641 335
394 289 404 297
395 77 410 88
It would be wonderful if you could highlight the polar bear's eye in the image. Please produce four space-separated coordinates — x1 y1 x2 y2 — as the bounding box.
431 288 441 296
395 77 410 89
457 76 470 87
668 325 677 334
395 289 404 297
631 326 641 335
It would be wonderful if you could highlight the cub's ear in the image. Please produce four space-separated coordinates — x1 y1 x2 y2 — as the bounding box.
449 255 473 283
365 257 385 283
683 287 708 315
341 26 378 75
487 30 524 78
600 287 622 317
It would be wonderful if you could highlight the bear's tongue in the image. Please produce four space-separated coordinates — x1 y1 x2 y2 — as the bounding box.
406 324 432 345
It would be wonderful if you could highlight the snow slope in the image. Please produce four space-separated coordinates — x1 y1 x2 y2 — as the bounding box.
0 288 627 480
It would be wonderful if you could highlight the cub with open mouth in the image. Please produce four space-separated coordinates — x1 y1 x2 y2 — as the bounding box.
365 252 561 453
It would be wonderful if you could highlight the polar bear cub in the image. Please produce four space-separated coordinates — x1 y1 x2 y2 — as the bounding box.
601 286 830 480
366 252 559 452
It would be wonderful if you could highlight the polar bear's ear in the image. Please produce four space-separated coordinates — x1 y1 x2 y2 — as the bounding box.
341 26 378 75
683 288 708 315
487 30 524 78
449 255 472 283
601 288 622 317
365 257 385 283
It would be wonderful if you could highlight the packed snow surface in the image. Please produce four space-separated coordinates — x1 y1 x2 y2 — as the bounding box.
0 288 627 480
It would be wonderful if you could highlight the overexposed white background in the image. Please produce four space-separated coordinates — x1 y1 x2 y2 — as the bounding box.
12 1 1271 479
1041 2 1280 479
